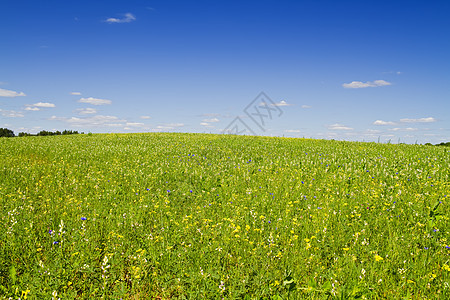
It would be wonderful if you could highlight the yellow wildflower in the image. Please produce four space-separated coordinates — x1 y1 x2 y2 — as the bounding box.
374 254 383 262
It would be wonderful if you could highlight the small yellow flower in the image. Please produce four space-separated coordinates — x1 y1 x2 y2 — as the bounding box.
343 248 349 251
374 254 383 262
442 264 450 271
21 290 30 299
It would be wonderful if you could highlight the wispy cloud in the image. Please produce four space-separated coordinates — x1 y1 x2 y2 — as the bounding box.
328 123 353 130
201 113 221 117
382 71 402 75
272 100 291 107
200 122 215 129
50 115 126 127
125 122 145 127
78 97 112 105
24 102 55 111
373 120 396 125
124 123 150 130
342 80 391 89
105 13 136 23
76 108 97 115
140 116 151 119
389 127 418 132
157 123 184 130
301 105 312 109
364 129 381 134
400 117 436 123
202 118 219 123
70 92 81 95
0 109 24 117
285 129 301 133
0 88 26 97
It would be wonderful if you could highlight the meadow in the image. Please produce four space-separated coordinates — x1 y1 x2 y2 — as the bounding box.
0 133 448 299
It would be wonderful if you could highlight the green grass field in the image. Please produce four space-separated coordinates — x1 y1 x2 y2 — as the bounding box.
0 133 449 299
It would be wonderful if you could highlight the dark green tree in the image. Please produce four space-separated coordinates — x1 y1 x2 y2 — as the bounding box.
0 128 14 137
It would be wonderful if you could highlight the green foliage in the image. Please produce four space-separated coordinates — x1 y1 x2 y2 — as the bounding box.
0 128 14 137
18 130 80 137
0 133 449 299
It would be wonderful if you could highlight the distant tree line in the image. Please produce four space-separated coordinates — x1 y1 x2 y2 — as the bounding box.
425 142 450 147
0 128 82 137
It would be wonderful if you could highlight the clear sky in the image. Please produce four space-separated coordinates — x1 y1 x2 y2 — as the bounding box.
1 0 449 143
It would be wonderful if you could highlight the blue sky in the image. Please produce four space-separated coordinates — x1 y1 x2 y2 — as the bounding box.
1 0 449 143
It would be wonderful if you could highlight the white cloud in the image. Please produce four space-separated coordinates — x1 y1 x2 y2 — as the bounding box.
200 122 210 126
25 107 40 111
202 118 219 123
76 108 97 115
373 120 396 125
24 102 55 111
382 71 402 75
50 115 126 127
70 92 81 95
389 127 418 132
201 113 220 117
272 100 291 107
140 116 151 119
78 97 112 105
157 123 184 130
0 109 24 117
167 123 184 127
126 122 145 127
104 123 125 127
67 115 123 126
0 88 26 97
105 13 136 23
342 80 391 89
365 129 381 133
285 129 301 133
328 123 353 130
400 117 436 123
301 105 312 109
33 102 55 108
49 116 65 121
